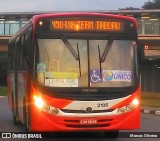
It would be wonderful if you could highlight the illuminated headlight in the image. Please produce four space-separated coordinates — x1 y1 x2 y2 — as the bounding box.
33 95 45 109
117 98 139 114
132 98 139 106
33 95 59 115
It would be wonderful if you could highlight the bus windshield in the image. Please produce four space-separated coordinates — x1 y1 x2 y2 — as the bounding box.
36 37 137 88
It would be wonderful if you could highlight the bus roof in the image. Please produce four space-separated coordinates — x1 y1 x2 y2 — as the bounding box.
10 12 137 42
32 12 137 28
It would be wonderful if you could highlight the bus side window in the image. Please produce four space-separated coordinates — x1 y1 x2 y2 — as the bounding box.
17 37 22 71
13 39 20 71
10 43 15 71
8 44 11 71
12 43 16 71
22 34 29 71
23 27 33 70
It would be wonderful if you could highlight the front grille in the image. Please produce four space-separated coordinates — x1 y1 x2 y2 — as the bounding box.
64 120 79 122
61 109 114 113
97 119 113 122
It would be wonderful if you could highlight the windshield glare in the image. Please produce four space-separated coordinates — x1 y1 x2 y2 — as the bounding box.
36 38 137 88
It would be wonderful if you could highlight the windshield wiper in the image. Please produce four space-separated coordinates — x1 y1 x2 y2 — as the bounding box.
77 43 81 77
100 34 115 63
98 45 102 79
61 34 81 77
61 34 79 60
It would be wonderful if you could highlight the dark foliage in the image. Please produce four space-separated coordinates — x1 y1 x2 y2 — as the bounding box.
142 0 160 9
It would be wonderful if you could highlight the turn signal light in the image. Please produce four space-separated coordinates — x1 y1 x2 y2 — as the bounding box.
39 21 43 26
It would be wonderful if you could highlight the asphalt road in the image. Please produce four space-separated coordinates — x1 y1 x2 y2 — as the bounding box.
0 96 160 141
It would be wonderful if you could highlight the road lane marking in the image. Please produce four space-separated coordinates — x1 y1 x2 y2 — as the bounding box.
155 111 160 115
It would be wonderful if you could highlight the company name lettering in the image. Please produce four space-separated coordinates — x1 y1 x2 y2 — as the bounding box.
113 72 131 80
103 70 131 82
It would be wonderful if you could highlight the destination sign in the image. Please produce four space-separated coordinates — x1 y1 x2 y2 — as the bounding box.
51 20 123 31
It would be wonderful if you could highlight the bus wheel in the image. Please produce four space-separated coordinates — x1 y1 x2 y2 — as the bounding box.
104 130 119 138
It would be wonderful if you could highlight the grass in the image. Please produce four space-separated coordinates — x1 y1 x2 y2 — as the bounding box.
0 87 7 96
141 92 160 107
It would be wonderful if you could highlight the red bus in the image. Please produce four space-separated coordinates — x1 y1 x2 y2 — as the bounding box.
7 12 143 137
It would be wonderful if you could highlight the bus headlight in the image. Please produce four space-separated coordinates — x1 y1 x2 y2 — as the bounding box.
118 105 133 114
43 105 50 112
33 95 45 109
126 104 133 111
132 98 139 106
118 106 126 114
33 95 59 115
117 98 139 114
44 106 59 115
42 104 59 115
51 108 59 115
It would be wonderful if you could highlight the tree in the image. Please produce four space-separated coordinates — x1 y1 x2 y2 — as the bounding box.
142 0 160 9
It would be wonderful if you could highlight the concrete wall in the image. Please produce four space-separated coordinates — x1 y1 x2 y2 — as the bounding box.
141 60 160 92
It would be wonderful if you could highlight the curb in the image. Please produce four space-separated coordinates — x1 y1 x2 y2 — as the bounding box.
0 96 7 98
141 109 160 115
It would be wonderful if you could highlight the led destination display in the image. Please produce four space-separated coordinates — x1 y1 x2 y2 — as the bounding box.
51 20 123 31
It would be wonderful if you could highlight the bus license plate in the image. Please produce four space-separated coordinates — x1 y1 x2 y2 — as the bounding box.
80 119 97 125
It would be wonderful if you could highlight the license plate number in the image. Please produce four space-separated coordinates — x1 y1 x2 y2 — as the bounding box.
80 119 97 125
